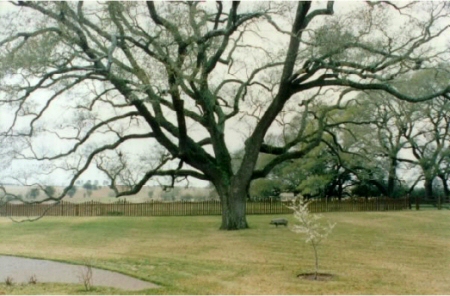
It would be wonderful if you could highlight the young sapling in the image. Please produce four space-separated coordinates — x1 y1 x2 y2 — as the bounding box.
288 196 336 280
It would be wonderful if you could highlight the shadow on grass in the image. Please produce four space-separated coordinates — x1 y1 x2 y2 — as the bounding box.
297 272 335 281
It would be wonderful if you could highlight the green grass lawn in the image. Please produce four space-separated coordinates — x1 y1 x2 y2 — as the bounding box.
0 210 448 294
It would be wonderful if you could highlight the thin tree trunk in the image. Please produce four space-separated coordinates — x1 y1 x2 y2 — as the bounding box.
387 158 397 198
312 241 318 280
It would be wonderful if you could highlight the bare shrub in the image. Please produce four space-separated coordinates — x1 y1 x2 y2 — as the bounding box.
28 275 37 285
4 276 14 286
78 263 93 291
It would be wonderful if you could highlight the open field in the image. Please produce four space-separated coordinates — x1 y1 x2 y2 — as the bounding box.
0 210 448 294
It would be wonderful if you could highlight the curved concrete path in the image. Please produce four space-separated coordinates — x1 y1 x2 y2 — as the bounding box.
0 256 159 291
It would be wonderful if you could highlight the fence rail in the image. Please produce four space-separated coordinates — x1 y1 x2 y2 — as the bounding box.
0 198 410 217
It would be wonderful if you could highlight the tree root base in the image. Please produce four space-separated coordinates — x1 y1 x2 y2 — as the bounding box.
297 272 335 281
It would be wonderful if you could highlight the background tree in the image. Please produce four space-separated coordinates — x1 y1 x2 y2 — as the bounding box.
66 186 77 198
180 192 194 202
26 187 41 200
43 186 56 198
160 187 180 202
83 181 94 198
147 189 154 200
325 94 409 198
398 97 450 199
321 71 450 200
1 1 450 229
271 143 352 200
249 178 282 201
387 70 450 199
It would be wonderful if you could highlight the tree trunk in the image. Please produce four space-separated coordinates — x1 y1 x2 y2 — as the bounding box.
438 174 449 200
312 241 319 280
387 158 397 198
216 182 249 230
424 177 433 200
337 181 342 201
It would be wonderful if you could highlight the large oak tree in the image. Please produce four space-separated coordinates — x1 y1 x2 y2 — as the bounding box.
1 1 450 229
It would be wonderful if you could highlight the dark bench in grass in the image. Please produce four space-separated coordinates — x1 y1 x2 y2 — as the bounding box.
270 218 288 227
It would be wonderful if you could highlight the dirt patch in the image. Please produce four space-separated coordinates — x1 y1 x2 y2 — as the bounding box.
297 272 335 281
0 256 159 291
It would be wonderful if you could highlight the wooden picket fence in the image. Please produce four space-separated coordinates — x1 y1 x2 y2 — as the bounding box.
0 198 409 217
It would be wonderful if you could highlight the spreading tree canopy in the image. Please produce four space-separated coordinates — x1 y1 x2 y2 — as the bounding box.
1 1 450 229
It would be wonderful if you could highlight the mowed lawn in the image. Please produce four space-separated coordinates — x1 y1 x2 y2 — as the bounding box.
0 210 448 294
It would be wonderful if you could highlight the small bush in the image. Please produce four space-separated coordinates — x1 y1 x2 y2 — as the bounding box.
28 275 37 285
5 276 14 286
